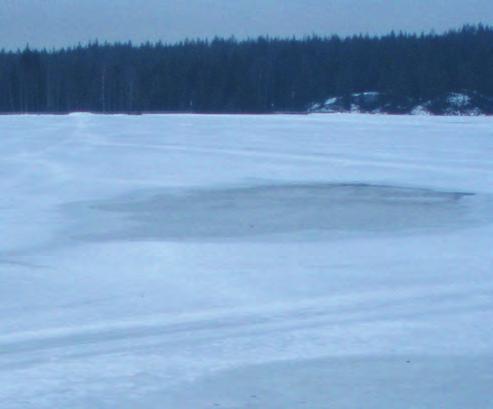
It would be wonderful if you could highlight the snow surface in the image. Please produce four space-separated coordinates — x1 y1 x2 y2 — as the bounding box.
1 113 493 408
410 105 431 116
447 93 472 107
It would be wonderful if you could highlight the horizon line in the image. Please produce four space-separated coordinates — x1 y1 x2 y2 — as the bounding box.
2 23 491 53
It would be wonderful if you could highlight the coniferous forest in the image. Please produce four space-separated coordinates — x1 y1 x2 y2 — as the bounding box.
0 25 492 114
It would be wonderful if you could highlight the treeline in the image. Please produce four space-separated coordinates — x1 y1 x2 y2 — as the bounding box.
0 25 492 113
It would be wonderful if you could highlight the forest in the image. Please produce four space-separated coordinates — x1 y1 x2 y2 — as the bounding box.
0 25 492 113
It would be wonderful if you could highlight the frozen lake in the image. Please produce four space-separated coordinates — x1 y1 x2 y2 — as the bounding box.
1 113 493 408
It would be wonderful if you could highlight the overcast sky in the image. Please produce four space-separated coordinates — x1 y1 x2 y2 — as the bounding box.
1 0 492 50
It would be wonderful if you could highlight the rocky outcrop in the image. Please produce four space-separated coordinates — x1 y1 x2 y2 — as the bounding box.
309 91 493 115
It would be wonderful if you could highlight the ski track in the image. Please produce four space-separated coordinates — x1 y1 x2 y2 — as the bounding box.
0 283 490 358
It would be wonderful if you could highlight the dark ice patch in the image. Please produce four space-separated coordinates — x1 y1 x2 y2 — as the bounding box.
66 183 478 242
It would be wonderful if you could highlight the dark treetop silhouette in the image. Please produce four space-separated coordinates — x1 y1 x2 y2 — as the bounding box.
0 25 492 114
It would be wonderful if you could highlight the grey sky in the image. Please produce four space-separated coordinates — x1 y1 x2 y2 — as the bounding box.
1 0 493 50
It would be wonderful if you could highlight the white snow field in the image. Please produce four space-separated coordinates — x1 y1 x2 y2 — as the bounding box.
1 113 493 408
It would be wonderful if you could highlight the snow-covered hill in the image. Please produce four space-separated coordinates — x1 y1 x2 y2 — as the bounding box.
1 114 493 408
309 91 493 115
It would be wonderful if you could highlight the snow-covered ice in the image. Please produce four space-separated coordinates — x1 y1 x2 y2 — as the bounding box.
1 113 493 408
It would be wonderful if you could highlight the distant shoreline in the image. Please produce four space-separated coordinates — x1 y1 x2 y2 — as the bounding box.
1 25 492 115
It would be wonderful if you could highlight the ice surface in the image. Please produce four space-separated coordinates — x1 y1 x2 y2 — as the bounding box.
65 183 479 242
154 356 493 409
1 113 493 408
